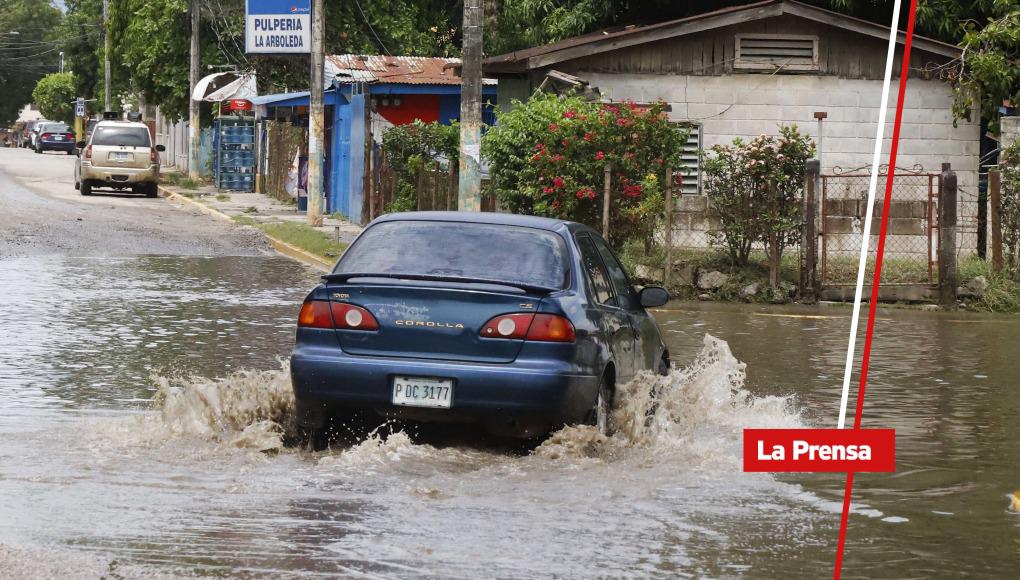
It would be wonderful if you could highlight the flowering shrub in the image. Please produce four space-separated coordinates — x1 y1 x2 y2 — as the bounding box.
703 125 814 287
482 92 688 248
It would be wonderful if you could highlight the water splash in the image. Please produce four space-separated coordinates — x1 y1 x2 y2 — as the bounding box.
534 334 802 464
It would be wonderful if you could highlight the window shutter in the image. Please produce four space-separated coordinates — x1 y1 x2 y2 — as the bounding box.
677 124 701 195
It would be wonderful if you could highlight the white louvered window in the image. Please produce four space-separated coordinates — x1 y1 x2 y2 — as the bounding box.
677 123 701 195
734 34 819 72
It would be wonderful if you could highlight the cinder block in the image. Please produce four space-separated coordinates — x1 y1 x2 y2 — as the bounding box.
825 216 854 234
886 218 924 236
677 195 708 212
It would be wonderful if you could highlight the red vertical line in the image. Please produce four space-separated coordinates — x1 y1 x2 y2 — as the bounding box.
833 2 918 579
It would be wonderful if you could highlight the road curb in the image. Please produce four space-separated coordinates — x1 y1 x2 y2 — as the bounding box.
158 185 332 272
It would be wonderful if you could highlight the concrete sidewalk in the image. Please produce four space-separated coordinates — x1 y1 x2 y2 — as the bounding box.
158 173 363 270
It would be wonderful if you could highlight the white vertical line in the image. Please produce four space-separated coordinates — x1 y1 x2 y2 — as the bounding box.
837 0 903 430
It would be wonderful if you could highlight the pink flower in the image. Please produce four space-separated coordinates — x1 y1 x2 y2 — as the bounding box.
563 110 576 119
631 132 640 141
594 151 605 160
548 123 559 132
551 153 565 163
583 132 593 142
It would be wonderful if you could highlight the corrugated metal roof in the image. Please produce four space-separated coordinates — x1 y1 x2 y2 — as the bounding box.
326 55 495 86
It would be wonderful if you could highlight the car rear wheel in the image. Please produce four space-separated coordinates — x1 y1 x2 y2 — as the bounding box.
80 180 92 196
658 357 670 376
144 183 158 198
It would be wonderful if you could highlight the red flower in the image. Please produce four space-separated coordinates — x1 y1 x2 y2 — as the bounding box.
623 184 643 198
583 132 593 142
563 110 576 119
552 176 565 188
655 158 664 165
616 118 628 126
575 187 597 200
594 151 605 160
551 200 561 210
543 187 554 194
551 153 565 163
534 142 545 150
561 138 570 146
530 153 542 161
548 123 559 132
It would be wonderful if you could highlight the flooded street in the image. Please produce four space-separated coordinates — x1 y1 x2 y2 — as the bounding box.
2 252 1019 578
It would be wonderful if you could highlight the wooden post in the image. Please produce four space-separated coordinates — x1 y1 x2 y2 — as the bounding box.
663 166 674 287
416 164 425 211
457 0 483 210
602 163 612 239
448 165 456 210
939 163 958 306
990 169 1003 273
801 159 820 300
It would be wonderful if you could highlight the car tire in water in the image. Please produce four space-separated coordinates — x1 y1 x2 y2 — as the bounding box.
658 357 670 376
587 375 613 436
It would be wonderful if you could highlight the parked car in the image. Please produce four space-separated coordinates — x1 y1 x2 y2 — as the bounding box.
74 119 164 197
290 212 671 444
33 122 76 154
20 119 40 148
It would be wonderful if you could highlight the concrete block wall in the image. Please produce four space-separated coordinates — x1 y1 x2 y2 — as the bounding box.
585 73 981 256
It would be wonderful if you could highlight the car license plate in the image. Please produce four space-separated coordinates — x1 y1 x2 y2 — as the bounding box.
54 136 64 141
114 152 131 161
392 376 453 408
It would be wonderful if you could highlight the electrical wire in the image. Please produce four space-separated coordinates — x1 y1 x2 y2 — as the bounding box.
353 0 392 56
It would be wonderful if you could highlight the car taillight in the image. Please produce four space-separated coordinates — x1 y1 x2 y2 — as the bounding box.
298 300 333 329
480 313 575 342
297 300 379 331
330 302 379 330
41 133 52 140
150 147 158 162
65 133 75 140
84 145 92 159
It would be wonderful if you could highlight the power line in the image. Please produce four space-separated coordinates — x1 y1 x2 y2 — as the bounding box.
353 0 391 56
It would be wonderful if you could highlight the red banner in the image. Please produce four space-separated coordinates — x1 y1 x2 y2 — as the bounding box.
743 428 895 473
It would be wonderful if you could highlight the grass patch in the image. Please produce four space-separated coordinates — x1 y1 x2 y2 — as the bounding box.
161 172 202 190
957 257 1020 312
232 216 347 261
243 206 258 214
215 194 231 202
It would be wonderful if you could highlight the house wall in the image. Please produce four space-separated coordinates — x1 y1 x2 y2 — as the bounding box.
580 72 981 255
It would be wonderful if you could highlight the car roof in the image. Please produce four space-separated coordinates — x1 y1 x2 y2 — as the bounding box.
372 211 582 232
94 120 149 130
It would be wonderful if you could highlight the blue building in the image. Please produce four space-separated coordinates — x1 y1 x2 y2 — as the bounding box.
252 55 496 224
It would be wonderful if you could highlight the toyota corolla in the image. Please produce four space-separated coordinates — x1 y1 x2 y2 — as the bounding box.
290 212 670 444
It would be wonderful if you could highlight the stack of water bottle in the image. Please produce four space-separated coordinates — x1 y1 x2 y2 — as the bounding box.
218 124 255 192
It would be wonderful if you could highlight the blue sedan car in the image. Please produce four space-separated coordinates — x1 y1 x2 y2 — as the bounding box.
290 212 670 443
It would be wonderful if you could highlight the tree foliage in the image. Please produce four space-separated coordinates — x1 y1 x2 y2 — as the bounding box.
703 126 814 287
0 0 63 125
1000 142 1020 275
483 92 688 248
32 72 77 124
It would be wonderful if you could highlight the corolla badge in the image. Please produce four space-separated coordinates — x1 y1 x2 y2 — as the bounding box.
395 320 465 329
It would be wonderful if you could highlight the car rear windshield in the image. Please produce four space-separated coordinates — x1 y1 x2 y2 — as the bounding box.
337 221 570 290
41 124 69 133
92 126 151 147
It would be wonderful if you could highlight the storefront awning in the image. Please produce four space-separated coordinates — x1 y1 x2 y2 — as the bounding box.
192 72 257 102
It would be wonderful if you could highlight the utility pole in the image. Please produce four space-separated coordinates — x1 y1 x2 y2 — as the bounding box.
188 0 201 180
103 0 111 111
458 0 482 211
59 51 64 74
307 0 325 225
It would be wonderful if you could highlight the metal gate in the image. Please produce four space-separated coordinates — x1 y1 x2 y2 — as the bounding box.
820 167 940 286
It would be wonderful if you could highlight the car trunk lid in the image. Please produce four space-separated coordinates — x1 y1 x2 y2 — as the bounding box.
327 282 541 363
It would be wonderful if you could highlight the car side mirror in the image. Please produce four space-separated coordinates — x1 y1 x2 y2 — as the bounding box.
639 286 670 308
76 141 86 149
155 144 166 152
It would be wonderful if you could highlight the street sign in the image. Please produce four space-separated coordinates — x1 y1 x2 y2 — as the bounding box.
75 97 85 118
245 0 311 54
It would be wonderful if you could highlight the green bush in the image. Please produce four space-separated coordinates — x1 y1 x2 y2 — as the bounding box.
382 120 458 212
482 92 688 249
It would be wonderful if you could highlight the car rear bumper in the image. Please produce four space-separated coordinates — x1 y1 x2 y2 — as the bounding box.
38 141 75 151
81 162 159 184
291 332 599 435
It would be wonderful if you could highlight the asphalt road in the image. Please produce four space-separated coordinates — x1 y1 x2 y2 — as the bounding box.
0 146 271 258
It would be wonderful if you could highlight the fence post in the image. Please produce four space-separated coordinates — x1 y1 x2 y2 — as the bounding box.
602 163 611 239
663 167 673 287
939 163 958 306
801 159 820 300
990 169 1003 273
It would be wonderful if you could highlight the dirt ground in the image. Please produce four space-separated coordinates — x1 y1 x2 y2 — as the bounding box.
0 147 271 258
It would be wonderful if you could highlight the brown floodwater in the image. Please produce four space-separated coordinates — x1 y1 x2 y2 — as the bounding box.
0 255 1018 578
